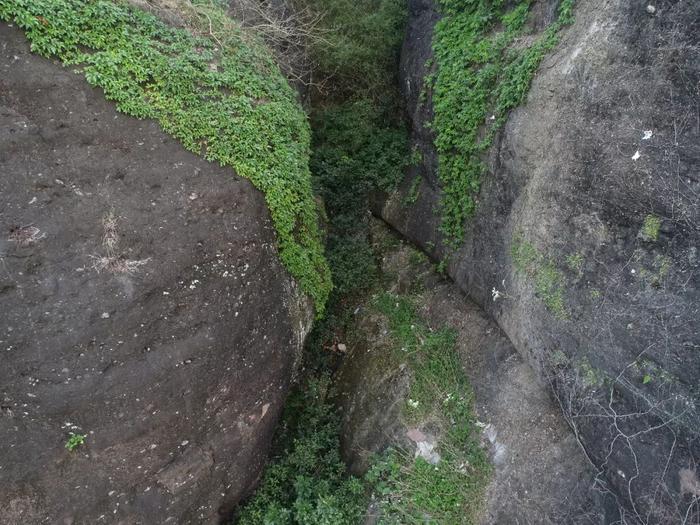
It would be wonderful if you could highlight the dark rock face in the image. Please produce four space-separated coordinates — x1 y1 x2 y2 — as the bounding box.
0 24 311 524
376 0 700 522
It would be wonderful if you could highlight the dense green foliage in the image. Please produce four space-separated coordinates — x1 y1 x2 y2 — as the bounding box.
367 293 490 524
236 0 412 521
431 0 575 243
311 100 410 300
236 377 367 524
0 0 331 314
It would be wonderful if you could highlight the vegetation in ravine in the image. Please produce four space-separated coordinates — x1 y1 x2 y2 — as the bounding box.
236 376 367 525
0 0 331 315
237 285 489 524
367 293 490 524
235 0 414 520
300 0 408 98
430 0 575 244
238 0 487 521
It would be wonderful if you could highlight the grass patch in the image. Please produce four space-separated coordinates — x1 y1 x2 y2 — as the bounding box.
403 176 422 206
566 252 584 277
1 0 331 315
511 235 568 319
430 0 575 244
368 293 490 524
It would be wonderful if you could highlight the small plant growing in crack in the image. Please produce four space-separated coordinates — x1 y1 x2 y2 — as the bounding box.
65 432 87 451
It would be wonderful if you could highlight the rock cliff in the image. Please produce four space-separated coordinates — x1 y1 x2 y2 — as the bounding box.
375 0 700 521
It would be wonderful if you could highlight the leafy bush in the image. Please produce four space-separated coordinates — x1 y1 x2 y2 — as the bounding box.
311 99 410 303
1 0 331 314
236 377 367 525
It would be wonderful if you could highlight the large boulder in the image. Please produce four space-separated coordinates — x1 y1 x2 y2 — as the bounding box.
375 0 700 522
0 23 311 524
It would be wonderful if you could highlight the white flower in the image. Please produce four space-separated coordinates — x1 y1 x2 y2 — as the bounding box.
492 287 502 301
642 130 653 140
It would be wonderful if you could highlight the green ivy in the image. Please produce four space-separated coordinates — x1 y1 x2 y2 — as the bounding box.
431 0 575 244
1 0 331 315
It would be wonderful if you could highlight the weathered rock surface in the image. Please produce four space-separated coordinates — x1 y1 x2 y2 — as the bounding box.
375 0 700 522
0 23 311 524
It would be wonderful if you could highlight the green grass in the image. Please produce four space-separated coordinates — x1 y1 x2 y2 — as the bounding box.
511 235 568 319
368 293 490 524
1 0 331 315
431 0 575 244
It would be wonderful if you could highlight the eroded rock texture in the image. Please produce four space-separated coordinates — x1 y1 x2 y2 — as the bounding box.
375 1 700 522
0 23 311 524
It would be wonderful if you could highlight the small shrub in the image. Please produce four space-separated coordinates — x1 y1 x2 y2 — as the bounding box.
65 433 86 451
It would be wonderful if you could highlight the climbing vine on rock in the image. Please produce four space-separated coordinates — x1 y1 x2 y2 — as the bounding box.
0 0 332 315
431 0 575 244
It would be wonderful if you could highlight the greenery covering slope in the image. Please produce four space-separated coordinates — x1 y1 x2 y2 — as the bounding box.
0 0 332 314
430 0 575 243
